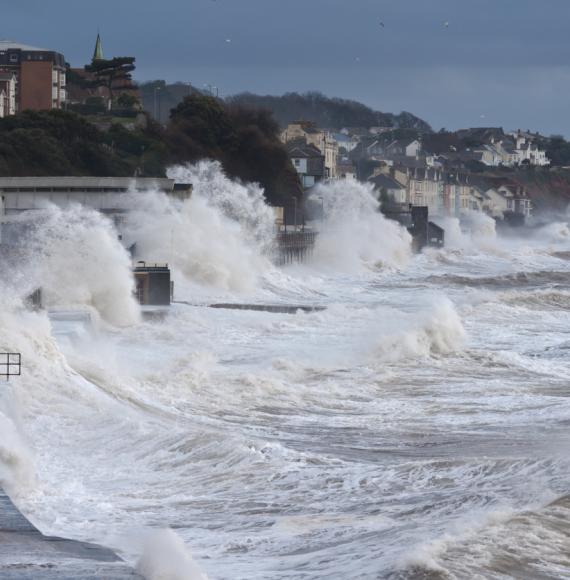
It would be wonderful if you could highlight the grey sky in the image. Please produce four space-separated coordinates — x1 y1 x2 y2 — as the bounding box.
5 0 570 135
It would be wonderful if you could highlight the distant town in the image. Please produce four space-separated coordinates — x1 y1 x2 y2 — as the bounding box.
1 34 570 228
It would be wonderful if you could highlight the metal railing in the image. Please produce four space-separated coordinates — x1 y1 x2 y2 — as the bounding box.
0 353 21 380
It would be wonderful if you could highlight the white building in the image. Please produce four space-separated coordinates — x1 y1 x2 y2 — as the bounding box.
0 73 17 117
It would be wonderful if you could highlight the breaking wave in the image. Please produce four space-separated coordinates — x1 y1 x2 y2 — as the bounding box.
20 204 140 327
309 180 412 272
372 298 466 361
123 162 275 294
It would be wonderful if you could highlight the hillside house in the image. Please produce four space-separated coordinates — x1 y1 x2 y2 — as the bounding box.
281 122 338 178
369 174 407 204
287 140 325 189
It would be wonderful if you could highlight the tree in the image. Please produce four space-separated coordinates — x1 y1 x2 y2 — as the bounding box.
85 57 136 108
166 94 301 205
117 92 139 109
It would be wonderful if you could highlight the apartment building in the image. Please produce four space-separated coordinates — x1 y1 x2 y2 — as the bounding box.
0 40 66 113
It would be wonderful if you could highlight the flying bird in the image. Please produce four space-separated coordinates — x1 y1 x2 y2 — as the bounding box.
225 38 232 43
379 21 385 28
443 21 450 28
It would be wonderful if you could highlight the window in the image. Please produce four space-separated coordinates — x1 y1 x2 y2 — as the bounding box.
294 159 300 166
9 54 18 63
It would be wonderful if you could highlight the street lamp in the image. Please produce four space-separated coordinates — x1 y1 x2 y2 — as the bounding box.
153 86 162 121
293 197 298 230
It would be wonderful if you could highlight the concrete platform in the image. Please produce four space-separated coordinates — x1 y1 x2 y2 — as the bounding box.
0 490 142 579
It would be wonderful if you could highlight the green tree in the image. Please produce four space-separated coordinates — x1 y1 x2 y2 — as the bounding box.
117 93 139 109
85 57 136 107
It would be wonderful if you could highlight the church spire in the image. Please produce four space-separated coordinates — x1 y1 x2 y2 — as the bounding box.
92 32 103 62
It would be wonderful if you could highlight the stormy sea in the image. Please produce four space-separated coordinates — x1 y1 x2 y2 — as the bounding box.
1 163 570 579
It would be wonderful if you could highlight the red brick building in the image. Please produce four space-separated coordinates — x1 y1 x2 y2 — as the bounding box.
0 40 66 114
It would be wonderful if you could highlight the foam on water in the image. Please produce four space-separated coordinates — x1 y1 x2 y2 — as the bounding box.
1 166 570 579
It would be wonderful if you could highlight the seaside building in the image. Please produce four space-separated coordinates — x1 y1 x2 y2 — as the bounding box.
281 122 338 178
0 40 66 112
0 177 192 218
286 140 325 189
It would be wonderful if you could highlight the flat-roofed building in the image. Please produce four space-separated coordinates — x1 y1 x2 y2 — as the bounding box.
0 40 66 112
0 177 192 215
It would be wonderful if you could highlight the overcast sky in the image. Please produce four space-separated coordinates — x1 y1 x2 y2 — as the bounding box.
5 0 570 135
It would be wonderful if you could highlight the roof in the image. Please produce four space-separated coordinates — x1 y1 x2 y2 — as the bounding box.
0 40 51 52
0 177 176 191
389 138 419 149
332 133 352 143
287 141 323 159
0 73 15 82
369 174 406 190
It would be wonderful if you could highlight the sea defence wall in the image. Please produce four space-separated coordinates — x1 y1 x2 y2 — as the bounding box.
0 489 142 579
274 230 317 265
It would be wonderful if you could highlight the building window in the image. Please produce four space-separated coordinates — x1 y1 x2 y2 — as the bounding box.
294 159 300 166
9 54 18 63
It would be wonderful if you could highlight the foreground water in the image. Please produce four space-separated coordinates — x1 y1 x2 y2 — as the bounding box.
1 171 570 579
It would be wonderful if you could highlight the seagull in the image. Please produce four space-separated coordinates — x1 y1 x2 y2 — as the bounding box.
443 21 450 28
225 38 232 43
379 21 385 28
354 56 361 62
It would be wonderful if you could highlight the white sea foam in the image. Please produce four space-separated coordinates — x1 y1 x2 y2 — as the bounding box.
1 166 569 580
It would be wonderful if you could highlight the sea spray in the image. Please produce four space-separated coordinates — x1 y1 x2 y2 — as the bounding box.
168 162 275 245
136 529 208 580
124 162 275 293
309 180 412 271
433 212 497 251
0 411 35 496
21 204 140 326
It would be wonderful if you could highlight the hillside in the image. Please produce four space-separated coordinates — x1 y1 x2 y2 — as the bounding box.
0 99 301 207
226 91 433 132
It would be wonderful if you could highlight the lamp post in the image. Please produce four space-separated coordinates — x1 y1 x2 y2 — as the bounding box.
153 86 161 121
293 197 298 230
